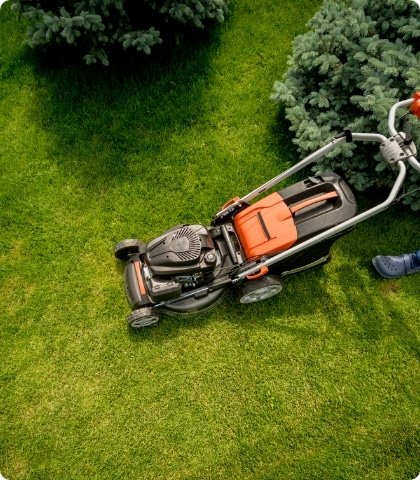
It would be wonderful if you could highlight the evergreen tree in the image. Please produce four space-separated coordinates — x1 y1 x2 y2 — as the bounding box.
12 0 229 66
272 0 420 210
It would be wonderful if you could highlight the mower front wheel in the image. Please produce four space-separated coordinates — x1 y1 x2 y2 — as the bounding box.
127 307 160 329
115 239 145 260
239 275 283 304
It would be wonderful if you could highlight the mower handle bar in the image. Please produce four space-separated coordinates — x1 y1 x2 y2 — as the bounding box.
218 95 419 279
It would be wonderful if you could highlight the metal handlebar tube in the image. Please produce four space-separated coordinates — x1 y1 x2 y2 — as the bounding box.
351 133 387 143
408 155 420 173
388 98 414 136
213 135 348 221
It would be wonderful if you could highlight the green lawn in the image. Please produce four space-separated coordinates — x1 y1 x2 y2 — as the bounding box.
1 2 420 479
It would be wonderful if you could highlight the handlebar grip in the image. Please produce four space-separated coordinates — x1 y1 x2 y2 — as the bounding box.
410 92 420 119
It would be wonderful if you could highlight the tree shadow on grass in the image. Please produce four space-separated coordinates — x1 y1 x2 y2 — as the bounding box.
24 25 224 189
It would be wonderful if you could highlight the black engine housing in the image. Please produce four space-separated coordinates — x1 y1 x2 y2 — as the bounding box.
145 224 218 277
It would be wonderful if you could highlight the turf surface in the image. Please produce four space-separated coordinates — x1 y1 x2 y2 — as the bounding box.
1 1 419 479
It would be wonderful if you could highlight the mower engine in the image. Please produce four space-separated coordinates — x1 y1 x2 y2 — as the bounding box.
145 225 217 279
119 223 237 318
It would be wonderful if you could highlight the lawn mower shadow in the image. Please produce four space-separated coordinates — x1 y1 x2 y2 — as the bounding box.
125 264 332 342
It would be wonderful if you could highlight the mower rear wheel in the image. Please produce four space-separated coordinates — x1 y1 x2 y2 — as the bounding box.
239 275 283 304
127 307 160 329
115 239 145 260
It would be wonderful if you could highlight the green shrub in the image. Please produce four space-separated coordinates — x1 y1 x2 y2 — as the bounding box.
271 0 420 210
12 0 229 66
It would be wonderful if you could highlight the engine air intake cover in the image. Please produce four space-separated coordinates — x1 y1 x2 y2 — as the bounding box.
144 224 217 276
171 226 202 262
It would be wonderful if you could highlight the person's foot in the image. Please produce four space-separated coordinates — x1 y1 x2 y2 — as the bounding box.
372 250 420 278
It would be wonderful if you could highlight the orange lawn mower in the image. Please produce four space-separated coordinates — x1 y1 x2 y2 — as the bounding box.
115 93 420 329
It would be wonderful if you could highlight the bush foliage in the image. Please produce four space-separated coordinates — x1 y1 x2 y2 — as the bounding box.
12 0 229 65
272 0 420 210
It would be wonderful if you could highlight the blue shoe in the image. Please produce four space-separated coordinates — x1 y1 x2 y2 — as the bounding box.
372 250 420 278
